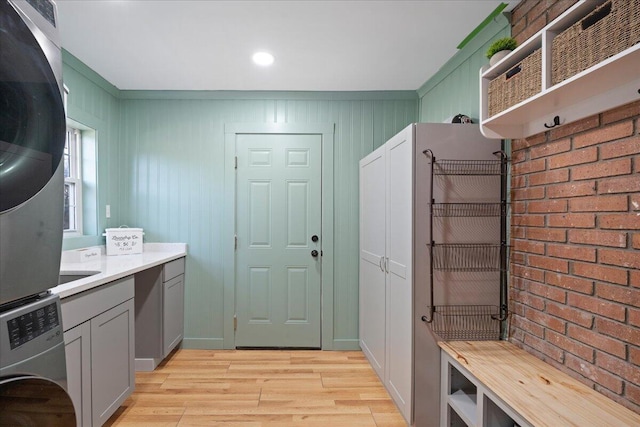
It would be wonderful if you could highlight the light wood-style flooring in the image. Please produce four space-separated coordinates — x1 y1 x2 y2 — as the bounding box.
104 349 407 427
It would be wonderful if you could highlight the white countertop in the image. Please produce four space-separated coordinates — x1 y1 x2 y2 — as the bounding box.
51 243 187 299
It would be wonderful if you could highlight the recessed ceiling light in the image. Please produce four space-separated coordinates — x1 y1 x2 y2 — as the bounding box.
252 51 274 67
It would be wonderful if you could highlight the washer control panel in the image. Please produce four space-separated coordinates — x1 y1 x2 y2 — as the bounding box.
0 294 64 369
6 301 59 349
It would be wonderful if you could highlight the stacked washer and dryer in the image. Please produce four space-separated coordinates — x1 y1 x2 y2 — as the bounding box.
0 0 76 424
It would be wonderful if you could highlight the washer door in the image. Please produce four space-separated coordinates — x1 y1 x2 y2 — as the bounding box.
0 376 76 426
0 1 65 213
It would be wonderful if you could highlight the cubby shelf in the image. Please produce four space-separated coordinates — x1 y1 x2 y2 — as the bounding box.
439 341 640 427
480 0 640 139
448 390 478 426
441 349 529 427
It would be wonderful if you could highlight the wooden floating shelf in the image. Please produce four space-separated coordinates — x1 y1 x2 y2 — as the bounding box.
480 0 640 139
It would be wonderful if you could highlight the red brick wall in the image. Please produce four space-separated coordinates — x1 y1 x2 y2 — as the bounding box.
509 0 640 413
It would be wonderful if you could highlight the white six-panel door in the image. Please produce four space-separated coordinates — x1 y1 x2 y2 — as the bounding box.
235 133 322 348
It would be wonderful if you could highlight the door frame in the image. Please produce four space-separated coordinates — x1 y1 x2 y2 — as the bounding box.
223 123 335 349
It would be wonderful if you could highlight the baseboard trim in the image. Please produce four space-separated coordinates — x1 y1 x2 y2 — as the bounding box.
181 338 225 350
135 358 162 372
331 339 361 350
179 338 358 351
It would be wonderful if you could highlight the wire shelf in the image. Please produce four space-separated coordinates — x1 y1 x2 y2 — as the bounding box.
428 305 501 341
432 203 505 217
432 244 505 272
433 159 504 176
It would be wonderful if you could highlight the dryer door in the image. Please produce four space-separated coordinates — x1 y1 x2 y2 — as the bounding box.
0 0 65 213
0 376 76 426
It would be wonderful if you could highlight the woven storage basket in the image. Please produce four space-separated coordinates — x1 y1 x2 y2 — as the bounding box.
552 0 640 85
488 49 542 117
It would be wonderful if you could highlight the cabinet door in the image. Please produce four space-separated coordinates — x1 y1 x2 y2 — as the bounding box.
385 127 413 422
163 274 184 357
358 146 387 379
64 322 92 427
91 298 135 426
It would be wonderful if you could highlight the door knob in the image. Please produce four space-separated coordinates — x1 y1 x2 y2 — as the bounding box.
311 235 319 242
311 250 319 257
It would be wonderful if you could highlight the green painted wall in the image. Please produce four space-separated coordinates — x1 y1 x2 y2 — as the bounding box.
118 94 416 348
61 49 417 349
417 13 510 123
62 51 122 250
61 7 509 347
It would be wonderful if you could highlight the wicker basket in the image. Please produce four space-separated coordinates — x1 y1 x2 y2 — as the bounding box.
552 0 640 85
488 49 542 117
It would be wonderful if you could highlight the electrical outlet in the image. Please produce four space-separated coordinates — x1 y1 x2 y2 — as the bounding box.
106 205 111 218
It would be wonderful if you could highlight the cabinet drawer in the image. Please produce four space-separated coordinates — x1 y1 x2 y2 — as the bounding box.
163 257 185 282
61 276 135 331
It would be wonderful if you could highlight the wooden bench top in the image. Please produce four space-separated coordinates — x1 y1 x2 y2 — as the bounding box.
439 340 640 427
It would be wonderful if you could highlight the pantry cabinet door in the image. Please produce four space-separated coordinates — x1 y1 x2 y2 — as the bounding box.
385 127 413 422
359 145 387 379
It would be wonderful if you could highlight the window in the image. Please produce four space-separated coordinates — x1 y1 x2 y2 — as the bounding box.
62 118 97 242
64 126 83 234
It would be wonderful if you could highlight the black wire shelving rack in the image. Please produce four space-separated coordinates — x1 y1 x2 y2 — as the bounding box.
421 149 509 341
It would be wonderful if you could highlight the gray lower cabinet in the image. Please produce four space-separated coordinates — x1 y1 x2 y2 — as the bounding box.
135 257 185 370
62 276 135 427
64 322 91 427
162 273 184 356
91 299 135 426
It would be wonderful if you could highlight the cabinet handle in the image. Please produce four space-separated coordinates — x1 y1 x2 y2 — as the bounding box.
385 257 389 273
379 256 385 272
582 1 611 31
505 64 521 80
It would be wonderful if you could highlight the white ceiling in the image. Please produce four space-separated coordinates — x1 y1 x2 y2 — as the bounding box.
56 0 515 92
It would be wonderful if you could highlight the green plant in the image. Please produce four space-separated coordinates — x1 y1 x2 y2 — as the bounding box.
486 37 518 59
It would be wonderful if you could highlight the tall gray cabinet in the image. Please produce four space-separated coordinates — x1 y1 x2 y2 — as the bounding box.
359 123 501 426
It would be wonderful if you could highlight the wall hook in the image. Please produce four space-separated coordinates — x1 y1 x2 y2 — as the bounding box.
544 115 561 129
421 314 434 324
